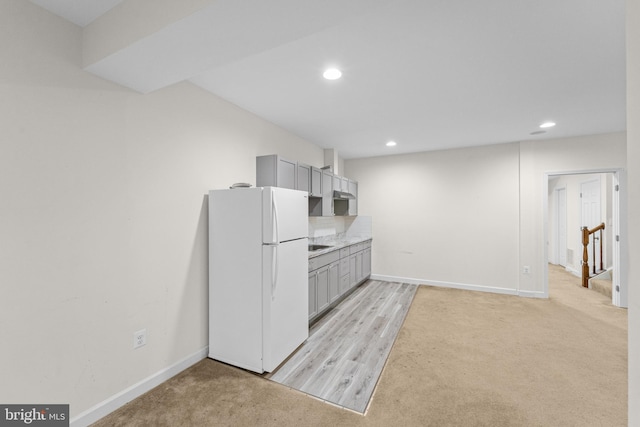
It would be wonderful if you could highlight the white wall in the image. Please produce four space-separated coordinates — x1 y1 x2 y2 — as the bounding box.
345 133 626 297
0 0 323 421
627 0 640 423
346 142 521 293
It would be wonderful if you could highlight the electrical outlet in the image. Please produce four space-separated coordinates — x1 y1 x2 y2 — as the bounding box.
523 266 531 274
133 329 146 349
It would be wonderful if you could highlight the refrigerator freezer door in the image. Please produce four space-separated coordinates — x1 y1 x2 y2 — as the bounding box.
262 237 309 372
262 187 308 244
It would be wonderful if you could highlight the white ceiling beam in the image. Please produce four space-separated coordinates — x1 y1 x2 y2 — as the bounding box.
82 0 216 68
83 0 391 94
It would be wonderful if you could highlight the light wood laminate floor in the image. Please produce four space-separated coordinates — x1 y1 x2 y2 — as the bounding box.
267 280 418 413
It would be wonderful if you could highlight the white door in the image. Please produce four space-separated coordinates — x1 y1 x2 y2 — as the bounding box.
581 179 602 272
556 187 568 266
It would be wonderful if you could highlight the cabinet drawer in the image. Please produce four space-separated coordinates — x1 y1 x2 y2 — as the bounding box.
308 250 340 271
339 248 350 259
349 243 364 254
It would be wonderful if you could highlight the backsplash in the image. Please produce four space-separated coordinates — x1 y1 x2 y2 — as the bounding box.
308 217 346 239
308 216 372 243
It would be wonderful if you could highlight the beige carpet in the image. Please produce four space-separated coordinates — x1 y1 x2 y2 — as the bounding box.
92 266 627 426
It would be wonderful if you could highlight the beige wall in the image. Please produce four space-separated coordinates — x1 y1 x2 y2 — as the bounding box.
627 0 640 424
346 142 521 293
0 1 323 420
346 133 626 297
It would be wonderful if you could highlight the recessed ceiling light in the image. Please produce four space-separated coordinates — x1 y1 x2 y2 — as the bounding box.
323 68 342 80
540 121 556 128
386 141 397 147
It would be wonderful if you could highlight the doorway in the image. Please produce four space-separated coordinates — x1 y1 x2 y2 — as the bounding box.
545 169 626 308
581 178 603 271
553 186 567 267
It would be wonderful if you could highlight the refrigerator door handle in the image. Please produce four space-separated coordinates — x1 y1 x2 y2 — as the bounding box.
271 245 279 300
272 192 280 244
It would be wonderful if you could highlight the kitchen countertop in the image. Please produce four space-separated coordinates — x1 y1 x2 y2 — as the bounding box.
308 236 372 259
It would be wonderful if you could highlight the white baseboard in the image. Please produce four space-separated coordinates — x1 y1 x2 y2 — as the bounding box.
370 274 518 296
565 265 580 277
517 290 548 298
70 347 208 427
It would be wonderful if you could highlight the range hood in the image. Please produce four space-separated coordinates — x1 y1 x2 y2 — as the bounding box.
333 190 355 200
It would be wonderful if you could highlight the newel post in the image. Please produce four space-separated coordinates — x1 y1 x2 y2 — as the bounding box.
581 226 590 288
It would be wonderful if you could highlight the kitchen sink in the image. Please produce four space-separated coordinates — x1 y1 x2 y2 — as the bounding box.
308 244 333 252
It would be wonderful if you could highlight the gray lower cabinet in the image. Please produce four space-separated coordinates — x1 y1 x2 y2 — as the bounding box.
339 255 350 294
308 272 317 319
328 262 339 303
363 247 371 278
316 266 330 314
349 252 363 288
309 239 372 323
349 242 365 288
309 262 338 321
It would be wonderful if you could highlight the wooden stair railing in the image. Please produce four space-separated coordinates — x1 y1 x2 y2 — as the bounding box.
581 222 605 288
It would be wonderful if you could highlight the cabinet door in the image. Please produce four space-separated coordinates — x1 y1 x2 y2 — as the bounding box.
348 180 358 216
297 163 311 193
339 274 350 295
340 176 349 192
356 251 363 283
256 155 297 189
316 266 330 313
310 167 322 197
308 272 317 320
322 170 333 217
363 248 372 278
333 175 341 192
277 157 297 190
328 262 340 303
349 254 357 288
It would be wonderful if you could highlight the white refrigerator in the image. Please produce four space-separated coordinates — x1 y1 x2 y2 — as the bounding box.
208 186 309 373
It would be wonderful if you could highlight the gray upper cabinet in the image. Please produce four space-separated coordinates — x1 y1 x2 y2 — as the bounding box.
309 168 332 217
257 155 358 217
297 162 311 193
340 176 349 192
322 169 334 216
348 179 358 216
256 154 296 190
310 167 322 197
332 175 341 192
332 175 349 192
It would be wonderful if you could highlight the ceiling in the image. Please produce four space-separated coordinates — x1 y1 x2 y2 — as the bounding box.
30 0 626 159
